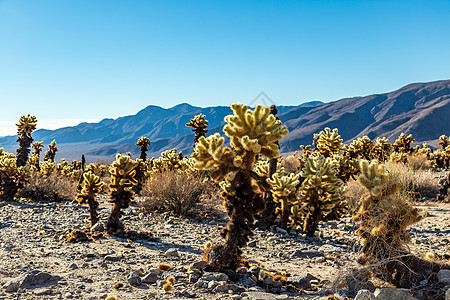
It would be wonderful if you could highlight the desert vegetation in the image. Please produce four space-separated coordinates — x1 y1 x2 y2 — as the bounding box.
0 108 449 300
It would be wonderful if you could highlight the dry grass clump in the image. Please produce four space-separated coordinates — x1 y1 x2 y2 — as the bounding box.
346 178 367 213
385 161 439 199
140 170 221 217
281 153 300 174
406 154 432 170
18 171 77 202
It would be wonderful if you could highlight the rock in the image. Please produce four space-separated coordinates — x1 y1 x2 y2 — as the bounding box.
126 273 142 286
104 253 123 261
132 268 145 276
318 244 342 253
290 250 323 259
334 289 352 298
241 291 280 300
90 222 104 232
346 276 376 293
374 287 417 300
142 272 158 284
68 263 78 269
213 283 245 294
201 272 229 282
165 248 179 257
2 270 60 292
236 276 257 287
445 288 450 300
34 287 52 295
438 269 450 285
189 261 209 270
148 267 162 275
262 277 274 286
276 227 288 235
354 289 376 300
286 273 318 289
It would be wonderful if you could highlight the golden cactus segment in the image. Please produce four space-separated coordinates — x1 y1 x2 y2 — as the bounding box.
372 137 391 162
16 114 37 137
312 128 343 157
136 136 150 148
267 173 300 228
439 135 449 150
223 104 288 159
186 114 209 129
392 133 415 154
297 156 347 236
344 136 373 159
77 172 104 204
109 154 138 192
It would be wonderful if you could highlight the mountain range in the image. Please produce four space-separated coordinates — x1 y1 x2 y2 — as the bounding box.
1 80 449 162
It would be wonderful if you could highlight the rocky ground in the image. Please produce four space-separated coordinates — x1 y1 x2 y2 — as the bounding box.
0 196 449 300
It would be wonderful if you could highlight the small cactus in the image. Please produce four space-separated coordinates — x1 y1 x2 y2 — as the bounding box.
136 136 150 160
76 172 104 226
267 173 300 229
16 115 37 167
186 114 209 147
44 140 58 162
312 128 343 157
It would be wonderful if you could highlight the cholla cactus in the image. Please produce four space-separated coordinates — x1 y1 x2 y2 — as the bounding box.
439 135 449 150
30 141 44 169
267 173 300 228
76 172 104 226
191 103 288 271
136 136 150 160
152 149 187 172
312 128 343 157
297 145 312 172
106 154 138 233
0 153 31 201
186 114 209 146
344 136 373 160
44 140 58 162
352 160 445 288
296 156 347 236
392 133 415 154
372 137 391 162
16 114 38 167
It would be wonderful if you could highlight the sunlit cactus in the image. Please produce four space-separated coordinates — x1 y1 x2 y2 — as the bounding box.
0 153 31 201
106 154 138 233
76 172 105 226
297 156 347 236
191 103 288 271
372 137 391 162
297 145 312 172
186 114 209 147
312 128 343 157
392 133 415 154
352 160 445 288
136 136 150 160
333 154 360 183
439 135 449 150
16 114 37 167
267 173 300 229
344 136 373 160
44 140 58 162
152 149 188 172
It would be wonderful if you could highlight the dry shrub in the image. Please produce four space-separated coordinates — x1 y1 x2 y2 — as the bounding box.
140 170 221 217
406 154 432 170
281 153 299 174
19 171 78 202
346 178 367 213
385 161 439 199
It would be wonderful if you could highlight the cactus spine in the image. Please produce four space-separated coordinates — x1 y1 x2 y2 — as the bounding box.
16 115 37 167
106 154 138 233
191 103 288 271
76 172 104 226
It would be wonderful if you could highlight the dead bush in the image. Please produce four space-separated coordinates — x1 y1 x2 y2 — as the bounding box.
406 154 432 170
140 170 221 217
281 153 300 174
346 178 367 213
19 171 78 202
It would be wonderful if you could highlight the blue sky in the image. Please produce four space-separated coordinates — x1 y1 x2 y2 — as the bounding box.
1 0 450 136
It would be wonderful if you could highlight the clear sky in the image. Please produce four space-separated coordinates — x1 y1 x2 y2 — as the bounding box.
1 0 450 136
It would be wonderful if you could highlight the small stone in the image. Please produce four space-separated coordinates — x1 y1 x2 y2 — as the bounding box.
132 268 145 276
286 274 318 289
438 269 450 285
374 287 417 300
207 280 219 289
148 267 162 275
34 287 52 295
189 261 209 270
213 283 245 294
276 227 288 235
142 272 158 284
275 295 291 300
201 272 229 282
262 277 273 286
354 289 376 300
104 253 123 261
2 270 60 292
90 222 104 232
165 248 179 257
64 292 74 298
241 291 278 300
126 273 142 286
69 263 78 269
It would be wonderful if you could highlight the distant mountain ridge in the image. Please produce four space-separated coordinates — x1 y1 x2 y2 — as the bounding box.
1 80 450 161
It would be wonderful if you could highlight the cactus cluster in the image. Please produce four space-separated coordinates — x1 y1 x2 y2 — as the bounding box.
0 149 31 201
76 172 104 226
191 103 288 271
392 133 415 154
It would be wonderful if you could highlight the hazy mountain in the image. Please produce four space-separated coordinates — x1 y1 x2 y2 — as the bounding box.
1 80 450 161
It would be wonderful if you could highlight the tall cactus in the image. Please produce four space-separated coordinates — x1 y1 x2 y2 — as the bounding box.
392 133 415 154
106 154 138 233
296 156 347 236
44 140 58 162
136 136 150 160
76 172 104 226
372 137 391 162
313 127 343 157
186 114 209 147
191 103 288 271
16 115 37 167
439 135 449 150
353 160 447 288
267 173 300 229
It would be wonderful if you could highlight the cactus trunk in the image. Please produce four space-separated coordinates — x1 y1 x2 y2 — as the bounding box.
303 201 321 237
